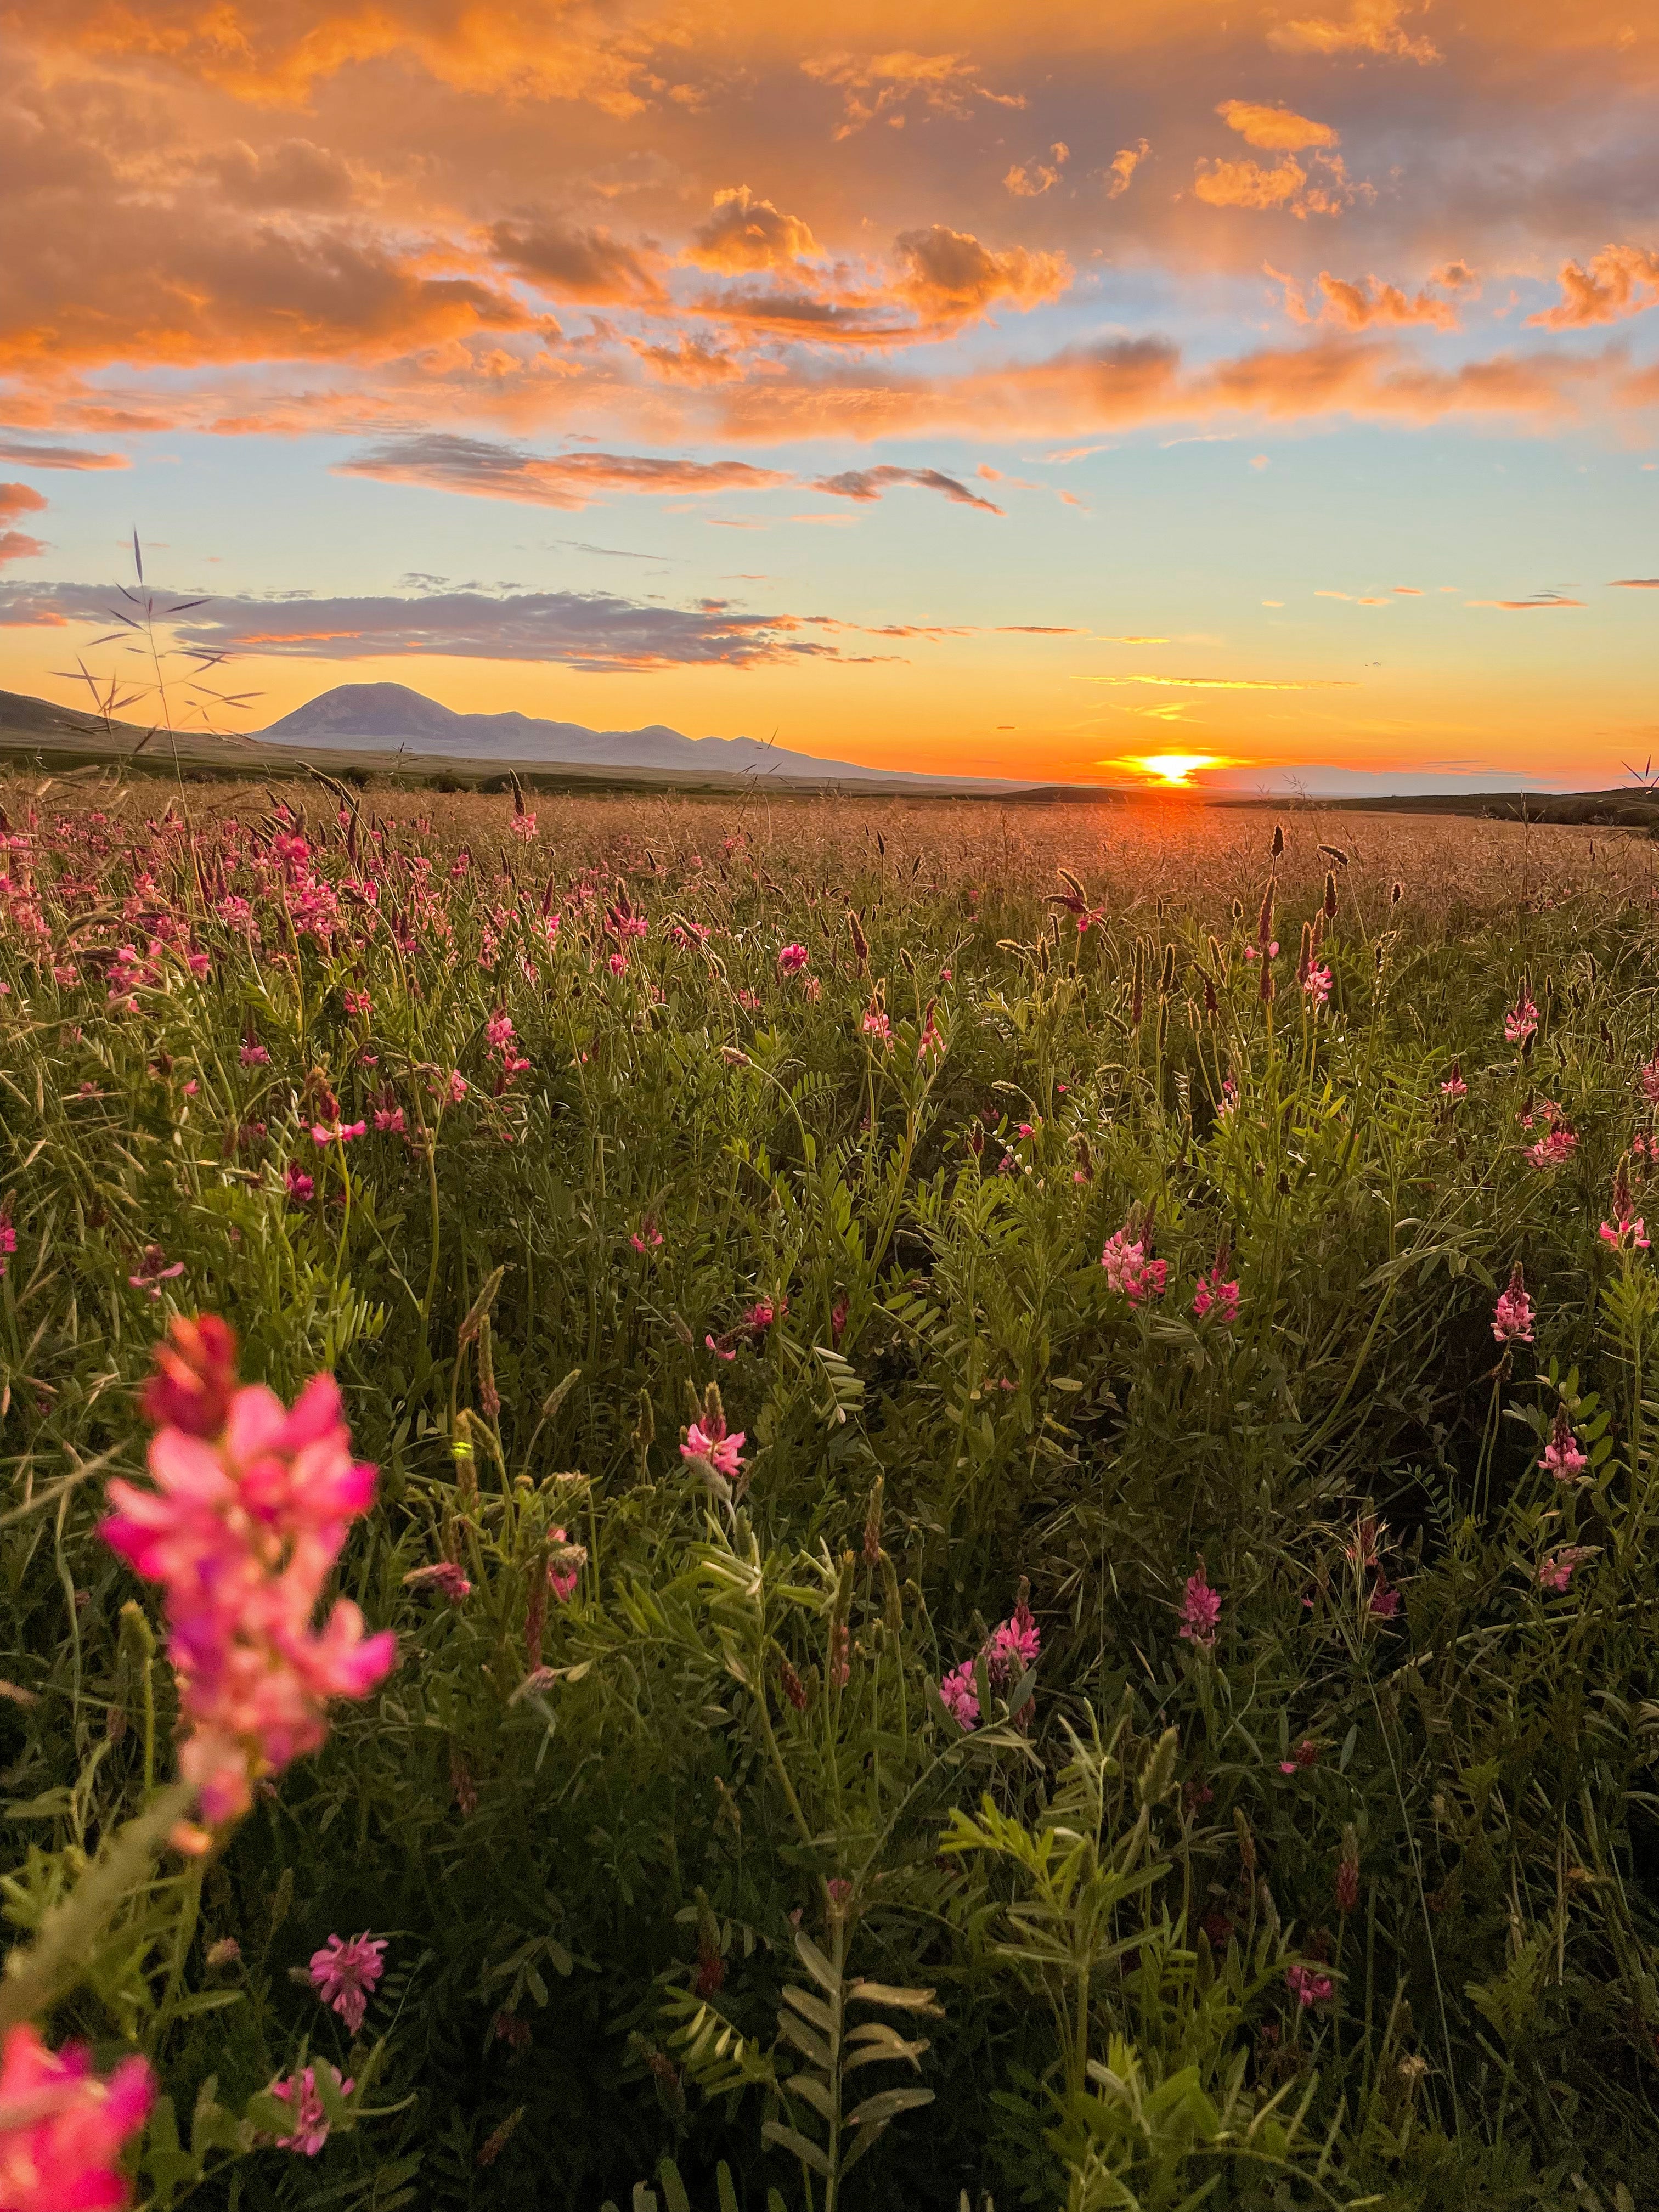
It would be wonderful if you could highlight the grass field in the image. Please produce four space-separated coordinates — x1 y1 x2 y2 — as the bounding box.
3 776 1659 2212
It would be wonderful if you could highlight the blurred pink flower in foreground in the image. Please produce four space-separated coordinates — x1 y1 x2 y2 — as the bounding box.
1492 1264 1534 1345
0 2023 154 2211
309 1934 387 2033
268 2064 352 2156
102 1317 396 1827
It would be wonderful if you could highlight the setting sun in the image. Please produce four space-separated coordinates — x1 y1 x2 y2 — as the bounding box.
1114 753 1229 788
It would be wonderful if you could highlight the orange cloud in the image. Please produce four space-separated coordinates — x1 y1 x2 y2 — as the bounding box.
1276 269 1461 328
487 218 665 304
1268 0 1439 62
0 481 47 565
1005 143 1069 197
0 436 127 470
1104 140 1149 198
1195 152 1360 219
1465 591 1585 609
1528 244 1659 329
1217 100 1339 151
800 49 1026 138
687 187 819 273
1610 577 1659 588
808 464 1003 514
336 435 793 508
892 225 1070 325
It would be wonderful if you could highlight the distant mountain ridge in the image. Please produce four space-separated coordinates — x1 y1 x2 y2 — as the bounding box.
260 682 1015 787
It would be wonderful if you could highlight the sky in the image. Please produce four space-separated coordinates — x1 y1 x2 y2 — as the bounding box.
0 0 1655 791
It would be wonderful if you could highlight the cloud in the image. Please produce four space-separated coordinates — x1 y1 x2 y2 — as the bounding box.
1528 244 1659 329
486 217 665 303
0 578 876 672
808 465 1003 514
1268 0 1439 62
1610 577 1659 588
801 50 1025 139
1217 101 1339 152
0 435 128 470
891 225 1070 325
201 139 357 211
687 187 819 273
0 486 47 565
1005 143 1069 198
336 434 793 509
1104 141 1149 199
1464 591 1585 609
1194 153 1361 219
1275 267 1461 328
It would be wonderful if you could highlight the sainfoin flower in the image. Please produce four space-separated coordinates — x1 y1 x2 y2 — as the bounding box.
311 1119 367 1146
938 1598 1041 1732
777 943 809 975
681 1417 746 1483
128 1246 184 1300
1525 1124 1577 1170
402 1561 471 1603
0 2023 154 2211
1178 1566 1221 1649
630 1217 664 1252
101 1317 397 1827
1505 996 1538 1045
1492 1264 1534 1345
1542 1403 1587 1480
1192 1268 1239 1325
1302 963 1333 1008
268 2064 352 2157
1285 1966 1334 2008
1599 1215 1650 1251
1101 1224 1167 1306
1539 1546 1593 1592
309 1934 387 2033
548 1528 586 1603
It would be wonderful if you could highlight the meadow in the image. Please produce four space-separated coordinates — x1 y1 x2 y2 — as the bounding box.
3 773 1659 2212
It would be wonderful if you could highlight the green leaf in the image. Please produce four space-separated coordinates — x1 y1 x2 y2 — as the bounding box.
793 1930 840 1997
847 2084 934 2128
762 2120 832 2177
657 2158 691 2212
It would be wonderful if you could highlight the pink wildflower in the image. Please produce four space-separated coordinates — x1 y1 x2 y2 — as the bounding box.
1285 1966 1334 2009
1526 1124 1578 1170
630 1217 664 1252
485 1011 514 1051
1193 1269 1240 1325
0 1212 14 1280
311 1120 366 1146
127 1246 184 1299
777 943 809 975
1441 1062 1468 1100
681 1417 747 1485
548 1528 584 1603
0 2023 154 2212
1178 1566 1221 1650
938 1660 979 1732
308 1933 386 2033
607 952 628 977
285 1164 315 1204
101 1329 397 1827
1101 1224 1167 1306
1369 1574 1401 1620
860 1001 893 1049
704 1333 737 1362
1542 1403 1588 1480
985 1601 1040 1681
143 1314 238 1438
373 1107 405 1135
1492 1264 1534 1345
267 2065 352 2157
1539 1546 1592 1593
508 812 538 842
1505 996 1539 1045
239 1040 270 1066
1302 963 1333 1008
1599 1215 1650 1251
402 1561 472 1603
447 1071 467 1103
342 990 370 1017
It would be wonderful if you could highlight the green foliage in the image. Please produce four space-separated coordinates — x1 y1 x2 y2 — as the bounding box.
2 787 1659 2207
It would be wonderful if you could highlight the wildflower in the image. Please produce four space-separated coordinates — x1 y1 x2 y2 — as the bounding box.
311 1119 366 1146
1505 996 1539 1045
373 1106 405 1135
830 1294 849 1346
780 1657 808 1711
508 812 538 842
447 1070 467 1103
285 1164 315 1204
128 1246 184 1299
485 1010 514 1051
681 1417 746 1484
342 990 371 1017
1643 1053 1659 1105
1285 1966 1334 2009
1193 1268 1240 1325
860 1001 893 1049
0 1212 15 1279
1302 963 1333 1008
1369 1573 1401 1620
1600 1214 1650 1251
1440 1061 1468 1099
1492 1263 1534 1344
630 1217 664 1252
777 943 809 975
267 2065 352 2157
985 1599 1040 1680
1539 1546 1593 1592
402 1561 472 1603
309 1933 387 2034
745 1297 785 1333
607 951 628 977
1526 1124 1578 1170
239 1039 271 1066
143 1313 239 1438
1178 1565 1221 1650
704 1334 737 1362
1542 1403 1588 1479
548 1529 585 1602
938 1660 980 1732
101 1328 396 1826
0 2023 155 2212
1101 1223 1167 1306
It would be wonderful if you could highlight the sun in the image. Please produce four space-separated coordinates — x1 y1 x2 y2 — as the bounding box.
1113 752 1229 788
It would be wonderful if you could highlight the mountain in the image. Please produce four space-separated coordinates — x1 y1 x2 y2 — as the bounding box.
258 683 1015 787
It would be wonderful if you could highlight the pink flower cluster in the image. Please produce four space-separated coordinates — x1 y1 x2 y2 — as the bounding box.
1504 996 1538 1045
1178 1566 1221 1650
938 1599 1041 1733
0 2024 154 2211
102 1317 397 1827
1101 1223 1167 1306
1285 1965 1334 2008
1542 1403 1588 1480
1192 1267 1240 1325
309 1933 386 2033
1492 1265 1534 1345
268 2064 352 2157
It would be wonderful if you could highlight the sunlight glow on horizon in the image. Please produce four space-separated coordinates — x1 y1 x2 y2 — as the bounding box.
1111 753 1232 788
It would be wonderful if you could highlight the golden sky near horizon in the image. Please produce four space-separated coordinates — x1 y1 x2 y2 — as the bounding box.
0 0 1655 789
